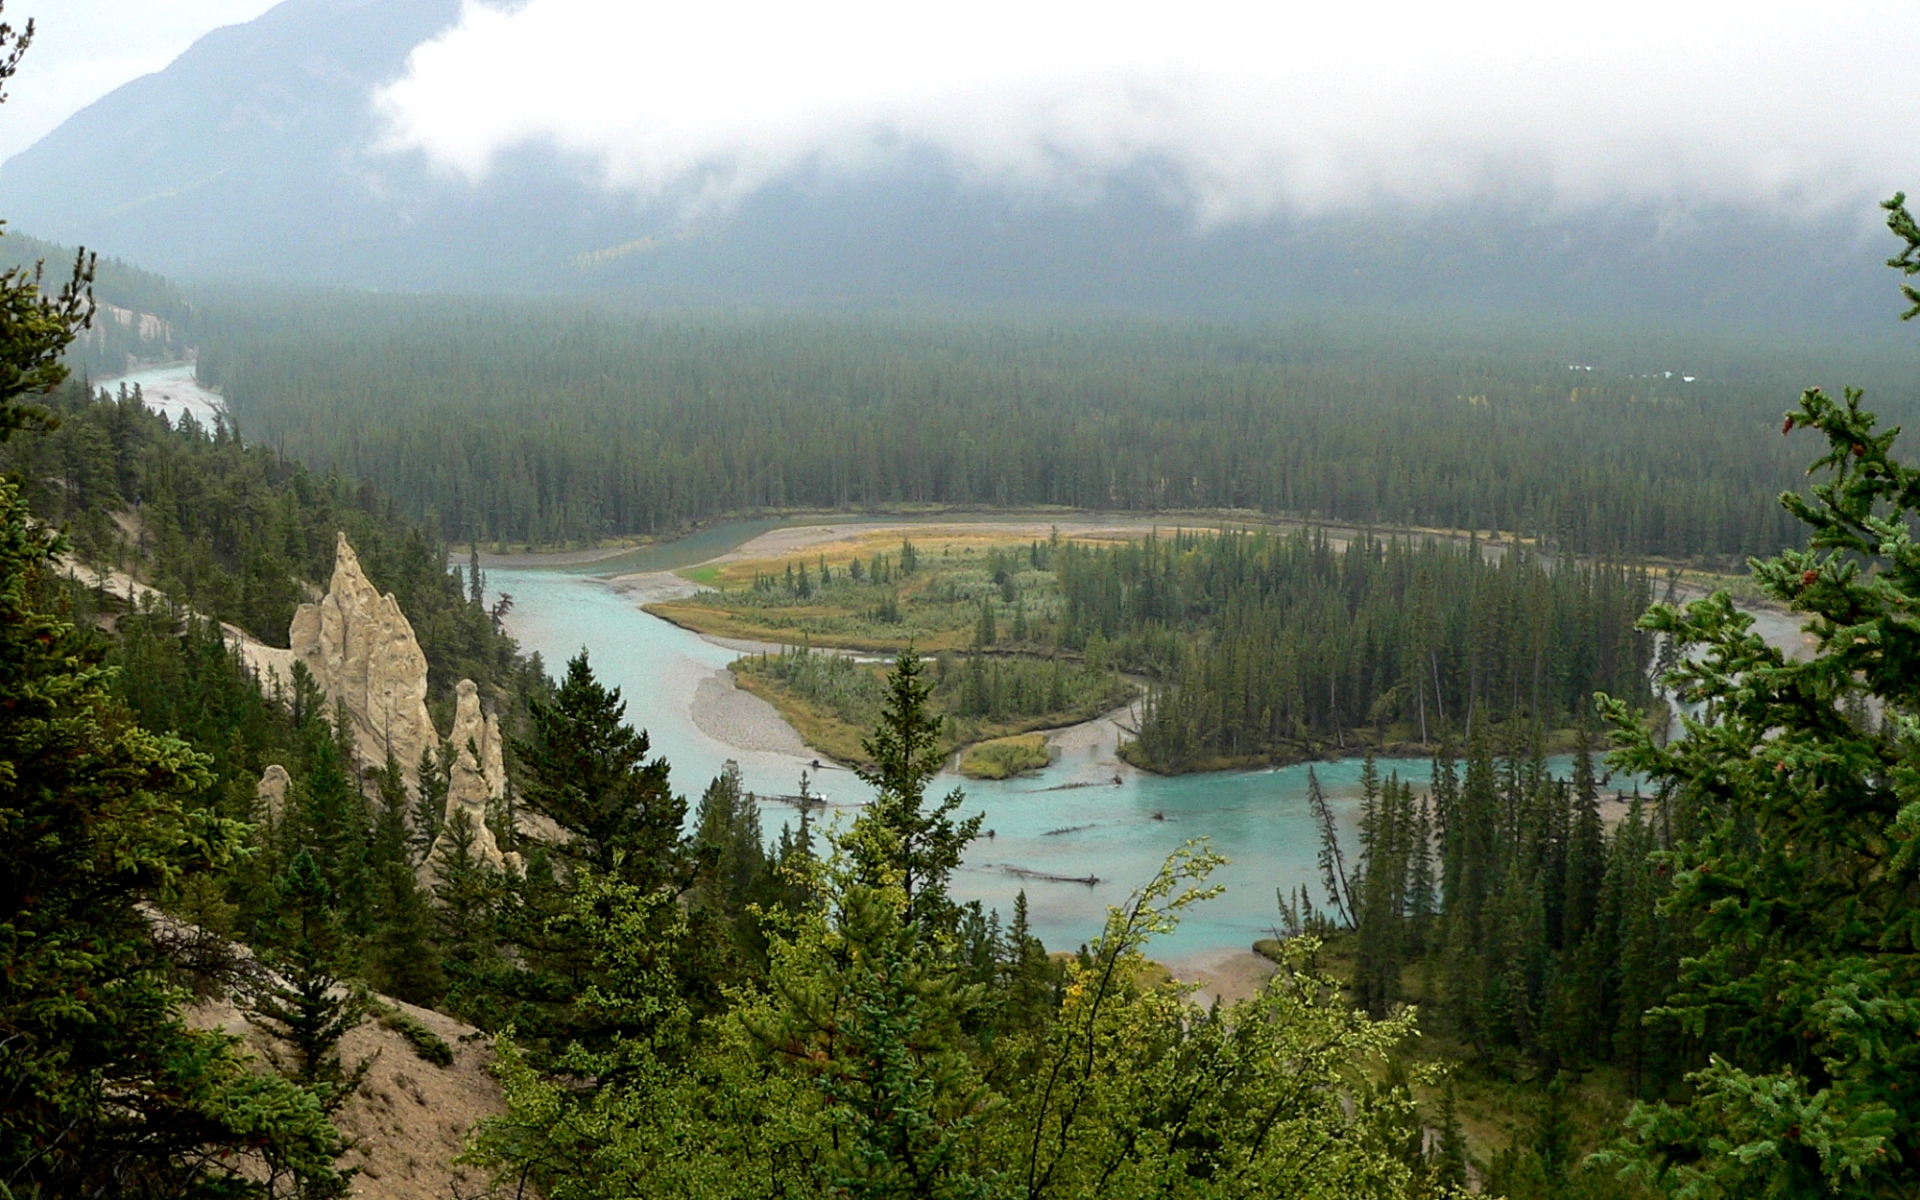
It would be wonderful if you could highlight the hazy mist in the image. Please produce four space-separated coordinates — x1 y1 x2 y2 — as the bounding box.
378 1 1918 228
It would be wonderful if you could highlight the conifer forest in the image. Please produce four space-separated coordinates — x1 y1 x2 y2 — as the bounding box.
4 9 1920 1199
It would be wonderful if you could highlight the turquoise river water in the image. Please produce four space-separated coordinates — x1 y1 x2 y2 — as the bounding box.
489 521 1621 959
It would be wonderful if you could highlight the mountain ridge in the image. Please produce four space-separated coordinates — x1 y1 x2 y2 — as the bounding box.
0 0 1903 334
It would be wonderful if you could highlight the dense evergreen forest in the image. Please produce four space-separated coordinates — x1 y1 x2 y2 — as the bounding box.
1319 733 1680 1198
1077 531 1654 770
669 526 1653 772
0 375 526 705
197 294 1920 559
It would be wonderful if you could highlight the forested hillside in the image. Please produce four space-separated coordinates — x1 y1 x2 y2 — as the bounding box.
0 376 525 703
198 295 1920 559
0 231 192 372
1081 531 1653 770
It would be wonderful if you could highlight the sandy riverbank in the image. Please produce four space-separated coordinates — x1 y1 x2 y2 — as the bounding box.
690 670 812 757
706 515 1231 565
606 569 702 603
1032 704 1142 786
1161 948 1279 1008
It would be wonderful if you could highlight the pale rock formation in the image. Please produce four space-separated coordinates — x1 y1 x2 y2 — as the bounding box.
256 764 291 824
288 533 438 789
447 679 508 804
222 531 518 883
423 680 516 879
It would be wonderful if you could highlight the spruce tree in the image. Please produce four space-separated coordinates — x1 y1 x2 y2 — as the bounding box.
1561 725 1605 949
513 651 685 887
247 852 371 1136
1354 755 1403 1017
0 475 342 1192
854 648 983 931
693 760 765 916
1596 213 1920 1192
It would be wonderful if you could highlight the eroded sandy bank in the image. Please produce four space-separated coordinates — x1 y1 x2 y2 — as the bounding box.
1161 948 1280 1008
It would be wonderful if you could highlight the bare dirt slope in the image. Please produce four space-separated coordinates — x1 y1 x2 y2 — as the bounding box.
191 993 511 1199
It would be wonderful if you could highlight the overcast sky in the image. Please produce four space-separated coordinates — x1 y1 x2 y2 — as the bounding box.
376 0 1920 227
6 0 1917 232
0 0 277 161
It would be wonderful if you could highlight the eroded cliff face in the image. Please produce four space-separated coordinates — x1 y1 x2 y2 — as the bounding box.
289 533 439 790
424 679 514 880
256 764 291 824
239 533 515 877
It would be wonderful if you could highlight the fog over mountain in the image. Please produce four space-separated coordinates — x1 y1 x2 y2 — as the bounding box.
2 0 1913 332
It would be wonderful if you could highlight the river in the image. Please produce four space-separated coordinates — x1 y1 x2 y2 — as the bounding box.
486 518 1648 959
93 361 226 427
488 516 1825 959
495 564 1397 956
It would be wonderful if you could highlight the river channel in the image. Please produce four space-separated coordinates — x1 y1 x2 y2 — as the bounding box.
496 563 1396 957
486 517 1655 960
488 516 1824 960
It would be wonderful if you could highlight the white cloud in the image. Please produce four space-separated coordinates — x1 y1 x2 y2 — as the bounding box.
373 0 1920 226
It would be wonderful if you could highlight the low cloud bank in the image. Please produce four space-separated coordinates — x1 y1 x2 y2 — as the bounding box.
374 0 1918 226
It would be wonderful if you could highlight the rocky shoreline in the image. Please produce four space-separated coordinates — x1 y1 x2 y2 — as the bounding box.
688 669 812 757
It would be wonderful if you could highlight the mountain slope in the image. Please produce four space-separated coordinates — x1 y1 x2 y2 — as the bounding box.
0 0 1903 333
0 0 465 280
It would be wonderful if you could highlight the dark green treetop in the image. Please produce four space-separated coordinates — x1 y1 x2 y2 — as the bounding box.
512 650 686 888
1594 196 1920 1197
854 647 984 931
0 472 343 1194
0 8 92 443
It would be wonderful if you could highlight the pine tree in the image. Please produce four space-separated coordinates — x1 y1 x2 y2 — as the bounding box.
1434 1083 1470 1191
1594 274 1920 1193
1002 890 1057 1032
1354 755 1402 1017
976 597 996 647
693 760 764 915
513 651 686 888
1306 766 1355 929
366 856 444 1007
247 852 372 1126
0 471 346 1193
1443 713 1500 1046
1560 725 1605 949
853 648 984 932
411 743 448 862
426 808 507 1022
1406 794 1435 951
291 737 371 933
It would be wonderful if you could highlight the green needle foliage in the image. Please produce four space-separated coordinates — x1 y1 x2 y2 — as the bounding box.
0 239 89 441
854 647 984 932
1592 198 1920 1197
513 650 685 885
0 10 92 446
0 21 346 1175
469 654 1456 1200
0 478 344 1195
245 852 371 1121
